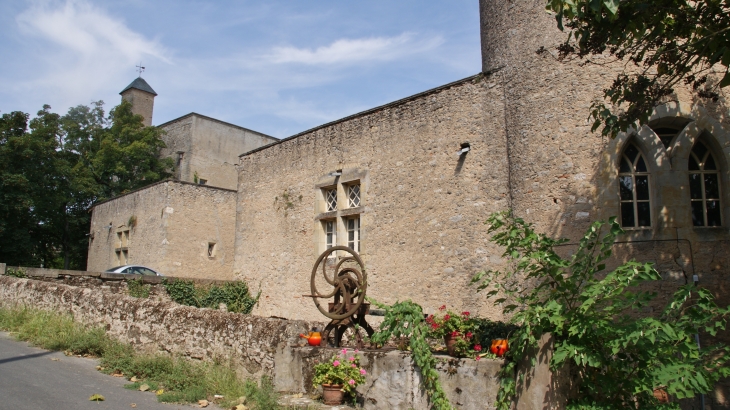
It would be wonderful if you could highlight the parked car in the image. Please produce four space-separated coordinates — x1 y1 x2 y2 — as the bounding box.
104 265 164 276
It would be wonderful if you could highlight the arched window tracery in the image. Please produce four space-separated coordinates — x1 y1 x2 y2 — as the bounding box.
619 143 651 228
689 140 722 227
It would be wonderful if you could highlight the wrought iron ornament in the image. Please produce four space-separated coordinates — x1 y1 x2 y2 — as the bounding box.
307 246 373 348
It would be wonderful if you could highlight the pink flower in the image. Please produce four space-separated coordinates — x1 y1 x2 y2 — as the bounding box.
462 311 470 317
474 344 482 352
354 349 359 353
475 356 481 361
439 305 446 311
360 369 367 375
443 314 451 321
351 364 357 368
348 379 355 385
341 348 348 355
349 356 356 361
333 360 340 367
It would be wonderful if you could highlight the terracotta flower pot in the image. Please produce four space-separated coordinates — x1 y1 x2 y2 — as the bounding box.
653 388 669 403
322 384 345 405
443 334 458 357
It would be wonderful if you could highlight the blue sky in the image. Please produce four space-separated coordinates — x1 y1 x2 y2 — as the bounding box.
0 0 481 138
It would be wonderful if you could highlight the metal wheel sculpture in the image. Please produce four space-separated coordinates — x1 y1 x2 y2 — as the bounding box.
307 246 374 348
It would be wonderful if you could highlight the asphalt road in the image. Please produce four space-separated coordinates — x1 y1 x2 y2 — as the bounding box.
0 332 200 410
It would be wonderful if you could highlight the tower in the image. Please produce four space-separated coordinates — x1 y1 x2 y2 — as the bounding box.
120 76 157 127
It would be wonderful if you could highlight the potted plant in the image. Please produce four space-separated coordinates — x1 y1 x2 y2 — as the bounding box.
426 305 479 357
312 349 367 405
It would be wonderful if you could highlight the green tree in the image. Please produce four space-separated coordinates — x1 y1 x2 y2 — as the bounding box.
474 212 730 409
546 0 730 138
0 100 173 269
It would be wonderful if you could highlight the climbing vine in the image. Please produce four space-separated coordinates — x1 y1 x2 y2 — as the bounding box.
126 279 151 298
368 298 453 410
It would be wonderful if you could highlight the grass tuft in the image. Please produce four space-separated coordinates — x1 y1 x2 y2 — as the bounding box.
0 306 283 408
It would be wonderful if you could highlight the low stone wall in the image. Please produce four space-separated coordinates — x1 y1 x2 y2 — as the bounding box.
0 274 509 409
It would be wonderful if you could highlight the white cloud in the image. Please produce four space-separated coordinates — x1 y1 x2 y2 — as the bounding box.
10 0 170 108
266 32 443 65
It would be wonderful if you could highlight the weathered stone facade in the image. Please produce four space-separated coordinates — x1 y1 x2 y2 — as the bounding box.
87 180 237 280
234 75 511 320
158 113 278 190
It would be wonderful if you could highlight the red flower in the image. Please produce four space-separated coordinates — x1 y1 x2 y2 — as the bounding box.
431 323 439 330
474 344 482 352
475 355 481 361
466 332 473 339
462 311 470 317
439 305 446 311
451 331 459 337
443 314 451 321
426 315 434 324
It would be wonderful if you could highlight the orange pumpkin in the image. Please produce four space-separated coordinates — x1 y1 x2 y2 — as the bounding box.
490 339 508 357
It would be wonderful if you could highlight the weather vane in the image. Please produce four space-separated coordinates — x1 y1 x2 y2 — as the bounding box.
136 63 145 77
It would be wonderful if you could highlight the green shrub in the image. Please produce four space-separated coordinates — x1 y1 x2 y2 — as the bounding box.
473 211 730 409
5 267 26 278
163 279 260 314
127 279 151 298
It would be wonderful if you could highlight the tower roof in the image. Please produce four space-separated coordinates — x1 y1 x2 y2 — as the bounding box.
120 77 157 96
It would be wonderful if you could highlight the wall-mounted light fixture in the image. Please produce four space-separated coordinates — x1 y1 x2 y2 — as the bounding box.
328 170 342 177
457 142 471 156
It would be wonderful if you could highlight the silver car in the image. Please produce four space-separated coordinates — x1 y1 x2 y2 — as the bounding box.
104 265 164 276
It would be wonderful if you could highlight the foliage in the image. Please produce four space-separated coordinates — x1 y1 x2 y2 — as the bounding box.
546 0 730 138
0 306 279 409
163 279 260 314
4 267 27 278
0 100 173 269
369 298 453 410
470 317 518 349
312 349 367 397
473 211 730 409
127 279 151 298
425 305 480 358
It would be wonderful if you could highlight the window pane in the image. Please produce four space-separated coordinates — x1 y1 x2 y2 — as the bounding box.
704 173 720 199
691 201 705 226
619 158 632 173
692 142 707 162
619 176 633 200
636 202 651 227
689 173 703 199
635 176 649 200
325 189 337 211
635 156 648 172
688 154 700 171
705 154 717 170
348 185 361 208
624 145 639 163
706 201 721 226
621 202 635 227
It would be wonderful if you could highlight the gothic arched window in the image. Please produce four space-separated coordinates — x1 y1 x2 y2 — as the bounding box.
689 140 722 226
619 143 651 228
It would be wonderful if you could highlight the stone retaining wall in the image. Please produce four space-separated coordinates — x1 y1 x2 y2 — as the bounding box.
0 274 512 409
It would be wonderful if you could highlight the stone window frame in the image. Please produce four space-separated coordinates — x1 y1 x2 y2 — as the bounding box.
599 103 730 238
115 227 130 264
688 137 723 227
618 142 652 229
314 168 367 257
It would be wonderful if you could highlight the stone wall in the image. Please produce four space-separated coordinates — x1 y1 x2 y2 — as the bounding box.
0 275 513 410
87 180 237 280
234 75 511 321
159 113 277 190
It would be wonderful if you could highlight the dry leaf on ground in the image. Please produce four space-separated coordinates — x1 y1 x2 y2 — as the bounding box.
198 399 209 407
139 384 150 392
89 394 105 401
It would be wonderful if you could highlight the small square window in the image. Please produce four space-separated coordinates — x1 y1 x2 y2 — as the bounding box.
325 188 337 212
348 184 361 208
208 242 216 258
